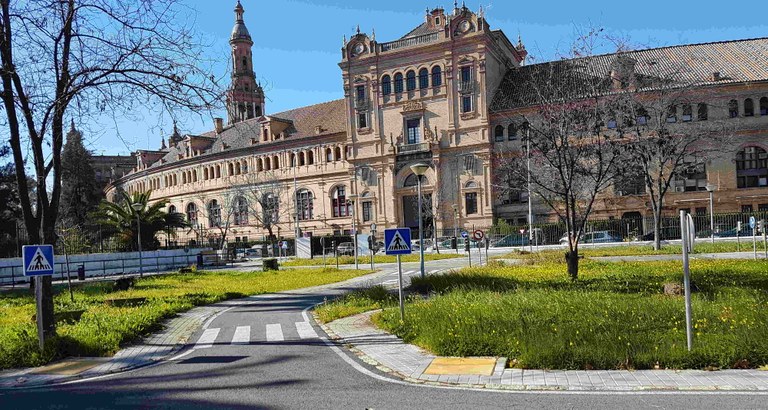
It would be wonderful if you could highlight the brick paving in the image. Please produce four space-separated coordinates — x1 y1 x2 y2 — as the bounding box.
324 310 768 391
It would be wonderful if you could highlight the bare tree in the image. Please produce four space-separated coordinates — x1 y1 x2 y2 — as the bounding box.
609 61 735 250
241 169 291 246
0 0 221 344
194 191 241 251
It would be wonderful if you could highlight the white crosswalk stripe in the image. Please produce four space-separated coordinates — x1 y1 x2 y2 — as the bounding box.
265 323 284 342
382 279 398 285
232 325 250 345
295 321 318 339
195 328 220 349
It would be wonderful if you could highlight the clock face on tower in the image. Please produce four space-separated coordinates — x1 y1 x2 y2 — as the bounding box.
460 20 471 33
354 43 365 55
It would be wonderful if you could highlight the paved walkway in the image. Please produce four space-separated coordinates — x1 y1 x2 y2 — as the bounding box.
322 311 768 392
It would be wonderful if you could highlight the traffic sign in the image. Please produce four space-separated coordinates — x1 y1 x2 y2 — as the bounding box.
472 229 485 241
461 231 468 239
750 216 756 229
384 228 412 255
23 245 54 277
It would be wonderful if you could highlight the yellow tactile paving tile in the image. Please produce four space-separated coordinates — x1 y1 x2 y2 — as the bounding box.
423 357 496 376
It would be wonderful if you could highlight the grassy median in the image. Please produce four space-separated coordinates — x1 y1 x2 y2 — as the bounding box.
0 267 370 370
499 241 768 260
360 258 768 370
282 252 462 267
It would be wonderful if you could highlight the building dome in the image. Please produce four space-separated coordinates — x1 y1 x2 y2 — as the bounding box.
230 1 251 42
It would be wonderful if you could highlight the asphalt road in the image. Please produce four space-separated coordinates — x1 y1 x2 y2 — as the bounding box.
2 254 767 409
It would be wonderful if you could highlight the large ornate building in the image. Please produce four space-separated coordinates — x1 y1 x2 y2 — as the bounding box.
106 2 768 243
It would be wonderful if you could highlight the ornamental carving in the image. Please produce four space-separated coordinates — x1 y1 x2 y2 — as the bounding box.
402 100 424 112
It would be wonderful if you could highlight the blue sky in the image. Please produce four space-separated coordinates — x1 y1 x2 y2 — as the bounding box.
88 0 768 155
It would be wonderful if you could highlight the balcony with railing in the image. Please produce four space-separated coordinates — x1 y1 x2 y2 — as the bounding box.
379 32 441 52
458 81 475 94
396 142 430 155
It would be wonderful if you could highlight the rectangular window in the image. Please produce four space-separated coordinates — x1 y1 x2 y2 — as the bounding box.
695 207 707 216
357 112 367 129
362 201 372 222
463 155 475 172
461 95 472 113
465 192 478 215
759 204 768 212
742 205 753 214
406 118 421 144
355 85 365 104
460 66 472 83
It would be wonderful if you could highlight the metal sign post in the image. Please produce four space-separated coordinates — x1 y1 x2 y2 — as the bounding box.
762 220 767 259
679 211 693 352
750 216 757 260
737 221 741 252
385 228 412 322
23 245 55 350
472 230 485 266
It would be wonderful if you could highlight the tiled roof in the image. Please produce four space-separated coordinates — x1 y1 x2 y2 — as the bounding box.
490 37 768 112
400 22 441 40
147 99 347 169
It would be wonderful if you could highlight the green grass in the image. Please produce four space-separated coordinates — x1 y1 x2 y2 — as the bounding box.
499 241 768 260
373 258 768 370
0 267 369 370
281 252 462 267
314 285 398 323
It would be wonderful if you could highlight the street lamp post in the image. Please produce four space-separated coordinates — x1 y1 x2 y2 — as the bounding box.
131 203 144 277
706 183 716 244
526 127 534 253
410 163 430 279
347 194 359 270
293 152 300 240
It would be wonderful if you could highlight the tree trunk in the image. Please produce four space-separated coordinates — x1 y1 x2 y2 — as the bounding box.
653 207 662 251
565 250 579 280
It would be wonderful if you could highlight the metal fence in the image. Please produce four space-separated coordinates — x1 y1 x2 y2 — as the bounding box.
430 211 768 247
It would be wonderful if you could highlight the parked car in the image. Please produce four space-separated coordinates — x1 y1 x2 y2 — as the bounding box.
336 242 355 255
559 230 622 245
491 234 529 247
244 248 261 258
714 226 751 237
438 237 479 250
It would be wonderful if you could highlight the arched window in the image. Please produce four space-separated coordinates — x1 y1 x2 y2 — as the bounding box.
234 197 248 225
736 146 768 188
666 105 677 123
235 163 241 175
186 203 198 227
265 157 271 171
431 66 442 87
507 124 517 141
682 104 692 122
215 165 221 178
263 128 269 141
307 151 314 165
272 155 279 169
262 193 279 225
207 200 221 227
296 189 313 220
394 73 403 94
326 148 333 162
403 173 427 188
331 185 350 217
242 160 248 173
257 158 263 172
298 152 306 166
697 103 708 121
465 181 478 188
182 173 187 184
381 75 391 96
494 125 504 142
334 147 342 161
418 68 429 89
405 70 416 91
228 163 234 176
168 205 176 214
729 99 739 118
745 98 755 117
760 97 768 116
290 152 296 167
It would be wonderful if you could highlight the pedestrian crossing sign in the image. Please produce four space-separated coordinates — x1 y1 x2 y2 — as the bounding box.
384 228 411 255
23 245 55 277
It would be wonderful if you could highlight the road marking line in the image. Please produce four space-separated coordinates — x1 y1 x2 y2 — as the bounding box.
195 328 220 349
266 323 284 342
382 279 398 285
232 325 250 345
296 321 318 339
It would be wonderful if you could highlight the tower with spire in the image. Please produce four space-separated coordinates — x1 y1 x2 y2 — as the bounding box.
226 1 265 125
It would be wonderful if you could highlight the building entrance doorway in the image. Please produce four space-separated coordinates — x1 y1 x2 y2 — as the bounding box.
402 194 433 238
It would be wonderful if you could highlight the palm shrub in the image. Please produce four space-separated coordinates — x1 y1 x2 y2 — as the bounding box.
97 191 187 251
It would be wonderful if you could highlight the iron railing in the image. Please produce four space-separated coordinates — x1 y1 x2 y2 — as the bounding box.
380 32 441 52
